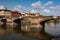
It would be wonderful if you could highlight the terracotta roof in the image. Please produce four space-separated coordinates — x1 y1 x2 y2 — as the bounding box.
11 11 21 14
11 11 21 17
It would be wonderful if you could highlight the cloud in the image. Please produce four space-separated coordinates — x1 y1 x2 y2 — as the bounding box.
44 1 53 6
0 6 6 9
43 9 50 13
42 6 60 16
14 5 22 11
31 1 60 16
31 9 39 13
49 6 60 11
32 1 45 10
31 1 54 15
13 5 27 13
13 1 60 16
32 1 41 8
48 5 60 16
13 5 31 13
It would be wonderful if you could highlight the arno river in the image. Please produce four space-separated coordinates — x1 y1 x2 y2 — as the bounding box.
0 20 60 40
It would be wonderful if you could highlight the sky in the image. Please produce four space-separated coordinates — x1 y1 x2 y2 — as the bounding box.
0 0 60 16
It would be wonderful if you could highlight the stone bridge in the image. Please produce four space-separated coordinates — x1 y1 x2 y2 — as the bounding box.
22 16 58 24
0 17 20 24
0 16 59 31
0 16 59 24
21 16 60 31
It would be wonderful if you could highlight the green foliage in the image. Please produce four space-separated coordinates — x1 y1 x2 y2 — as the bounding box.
46 19 58 24
21 20 31 25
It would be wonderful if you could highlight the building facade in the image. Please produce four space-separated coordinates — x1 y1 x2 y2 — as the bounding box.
21 12 40 17
0 6 11 18
11 11 21 18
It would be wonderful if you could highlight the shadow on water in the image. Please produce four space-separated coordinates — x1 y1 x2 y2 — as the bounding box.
1 23 6 29
1 19 6 29
14 23 21 33
13 19 22 33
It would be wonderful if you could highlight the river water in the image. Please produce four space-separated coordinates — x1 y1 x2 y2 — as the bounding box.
0 21 60 40
0 23 35 40
45 22 60 36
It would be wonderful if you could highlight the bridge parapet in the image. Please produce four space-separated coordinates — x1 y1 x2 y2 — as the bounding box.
22 16 54 24
39 18 55 23
0 16 59 24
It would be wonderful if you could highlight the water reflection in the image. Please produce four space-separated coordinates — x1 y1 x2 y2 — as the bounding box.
14 23 21 33
0 20 60 40
45 21 60 36
0 23 35 40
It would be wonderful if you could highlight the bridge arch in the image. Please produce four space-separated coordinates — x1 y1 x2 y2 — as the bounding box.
39 18 57 34
0 19 7 29
13 18 23 31
1 19 7 23
13 18 23 24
